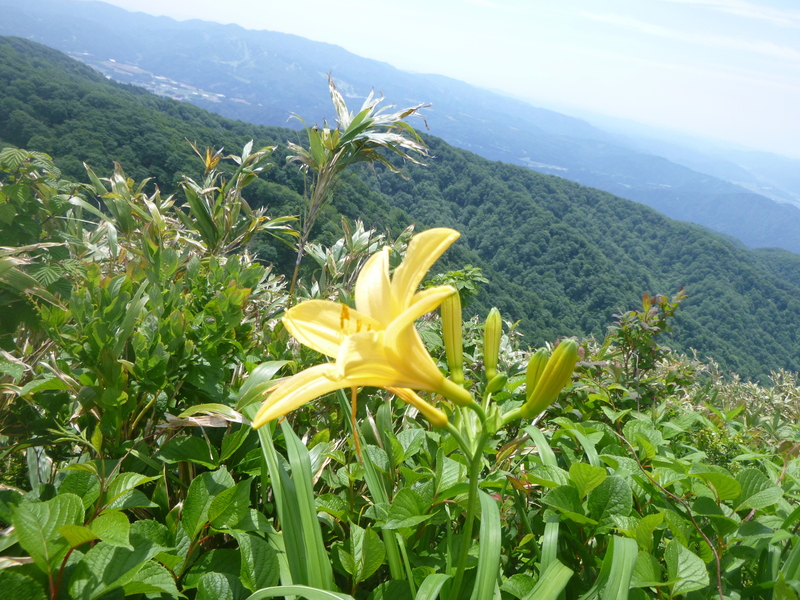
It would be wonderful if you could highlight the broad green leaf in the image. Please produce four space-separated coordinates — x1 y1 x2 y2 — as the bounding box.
155 435 219 469
692 497 739 537
196 572 246 600
665 540 709 596
209 479 252 529
91 511 132 549
689 466 741 502
58 470 101 509
182 467 235 538
735 468 783 511
569 463 607 499
182 548 241 590
0 570 47 600
104 472 159 504
501 573 535 600
12 492 83 575
58 524 99 548
384 488 433 531
122 560 180 596
630 551 663 588
234 532 280 592
543 485 596 525
527 465 570 489
340 523 385 585
588 476 633 528
68 520 172 600
633 513 664 553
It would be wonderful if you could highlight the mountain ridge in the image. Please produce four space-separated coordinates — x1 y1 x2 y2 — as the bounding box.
4 0 800 254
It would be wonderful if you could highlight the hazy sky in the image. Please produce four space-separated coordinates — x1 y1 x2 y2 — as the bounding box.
87 0 800 158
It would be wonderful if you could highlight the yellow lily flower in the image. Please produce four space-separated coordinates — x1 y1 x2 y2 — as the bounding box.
252 228 473 428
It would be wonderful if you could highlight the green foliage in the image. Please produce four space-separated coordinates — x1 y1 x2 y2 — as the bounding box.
0 42 798 600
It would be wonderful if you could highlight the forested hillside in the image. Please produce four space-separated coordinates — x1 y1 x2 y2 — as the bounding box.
4 0 800 255
2 35 800 380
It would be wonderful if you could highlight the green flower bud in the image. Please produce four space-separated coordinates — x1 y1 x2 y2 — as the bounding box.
483 307 502 381
441 292 464 385
526 348 549 402
521 339 579 419
486 373 508 394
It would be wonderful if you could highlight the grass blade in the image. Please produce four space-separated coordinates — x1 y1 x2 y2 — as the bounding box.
468 491 501 600
522 560 573 600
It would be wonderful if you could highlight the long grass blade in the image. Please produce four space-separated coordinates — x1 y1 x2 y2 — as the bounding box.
524 425 558 468
522 560 573 600
281 419 334 591
245 585 354 600
469 491 502 600
416 573 451 600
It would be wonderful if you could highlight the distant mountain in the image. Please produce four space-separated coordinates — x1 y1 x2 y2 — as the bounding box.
4 0 800 255
3 35 800 381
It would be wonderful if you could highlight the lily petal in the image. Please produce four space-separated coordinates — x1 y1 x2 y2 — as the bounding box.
355 247 394 323
391 228 460 308
252 363 344 427
284 300 383 358
387 387 449 428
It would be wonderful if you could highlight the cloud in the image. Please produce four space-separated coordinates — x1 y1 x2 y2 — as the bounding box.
657 0 800 28
581 12 800 64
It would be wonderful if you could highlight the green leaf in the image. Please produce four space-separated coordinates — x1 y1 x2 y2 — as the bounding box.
122 560 180 597
183 548 241 589
602 536 638 600
543 485 596 524
665 539 709 596
340 523 385 584
234 532 280 592
469 491 502 600
569 463 607 499
245 585 355 600
633 513 663 553
12 492 84 575
0 570 47 600
155 435 220 469
588 476 633 528
521 560 573 600
68 520 172 600
209 479 252 529
383 488 433 531
91 511 132 549
58 524 99 548
415 573 451 600
735 468 783 511
689 466 741 502
196 571 246 600
630 551 663 588
527 465 569 489
182 467 235 538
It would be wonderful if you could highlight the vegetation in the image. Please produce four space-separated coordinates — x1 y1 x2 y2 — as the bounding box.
0 42 798 600
1 139 798 599
3 37 800 380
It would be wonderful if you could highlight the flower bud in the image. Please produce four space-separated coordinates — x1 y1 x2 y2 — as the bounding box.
526 348 549 401
440 291 464 384
521 339 579 419
483 307 502 381
486 373 508 395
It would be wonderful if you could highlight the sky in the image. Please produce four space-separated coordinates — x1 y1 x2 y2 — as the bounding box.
85 0 800 159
